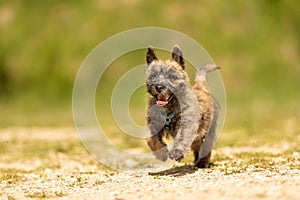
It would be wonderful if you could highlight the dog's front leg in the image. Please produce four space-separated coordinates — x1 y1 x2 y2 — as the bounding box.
168 122 199 161
146 133 168 162
147 104 169 161
168 90 200 161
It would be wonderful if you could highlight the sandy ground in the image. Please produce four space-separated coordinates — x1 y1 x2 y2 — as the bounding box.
0 128 299 200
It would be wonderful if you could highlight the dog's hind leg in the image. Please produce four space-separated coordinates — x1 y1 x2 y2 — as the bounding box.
194 151 211 168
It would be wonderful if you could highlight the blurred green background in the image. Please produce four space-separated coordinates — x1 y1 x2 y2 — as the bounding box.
0 0 299 146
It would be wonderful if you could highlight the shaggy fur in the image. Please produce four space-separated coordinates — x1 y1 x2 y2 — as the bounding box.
145 45 220 168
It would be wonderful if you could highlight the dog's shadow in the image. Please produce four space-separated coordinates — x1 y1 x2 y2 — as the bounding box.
148 165 198 177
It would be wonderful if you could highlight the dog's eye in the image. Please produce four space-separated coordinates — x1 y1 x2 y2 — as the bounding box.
149 73 157 80
168 74 178 80
150 76 156 81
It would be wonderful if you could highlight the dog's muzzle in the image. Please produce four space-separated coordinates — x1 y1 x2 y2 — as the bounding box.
156 93 170 106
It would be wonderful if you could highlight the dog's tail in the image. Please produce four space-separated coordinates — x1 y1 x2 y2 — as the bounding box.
195 64 220 82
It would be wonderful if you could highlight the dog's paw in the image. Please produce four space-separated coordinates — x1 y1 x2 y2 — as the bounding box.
168 148 184 162
153 147 169 162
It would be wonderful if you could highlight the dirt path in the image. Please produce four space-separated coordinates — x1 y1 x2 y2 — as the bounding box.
0 128 299 200
1 162 299 200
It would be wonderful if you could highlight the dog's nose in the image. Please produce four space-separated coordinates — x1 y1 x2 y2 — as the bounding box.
156 85 165 92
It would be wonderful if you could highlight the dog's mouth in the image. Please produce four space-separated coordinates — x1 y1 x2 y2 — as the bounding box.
156 93 170 106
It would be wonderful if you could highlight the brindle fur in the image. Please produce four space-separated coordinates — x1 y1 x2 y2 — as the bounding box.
146 45 219 168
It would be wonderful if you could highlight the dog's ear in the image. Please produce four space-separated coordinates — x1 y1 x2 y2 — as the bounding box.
171 45 185 70
146 45 158 65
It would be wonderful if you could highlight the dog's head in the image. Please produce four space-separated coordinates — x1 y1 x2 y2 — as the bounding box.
146 45 189 106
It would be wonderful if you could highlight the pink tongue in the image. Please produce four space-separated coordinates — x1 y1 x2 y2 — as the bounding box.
156 93 169 106
156 100 168 106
